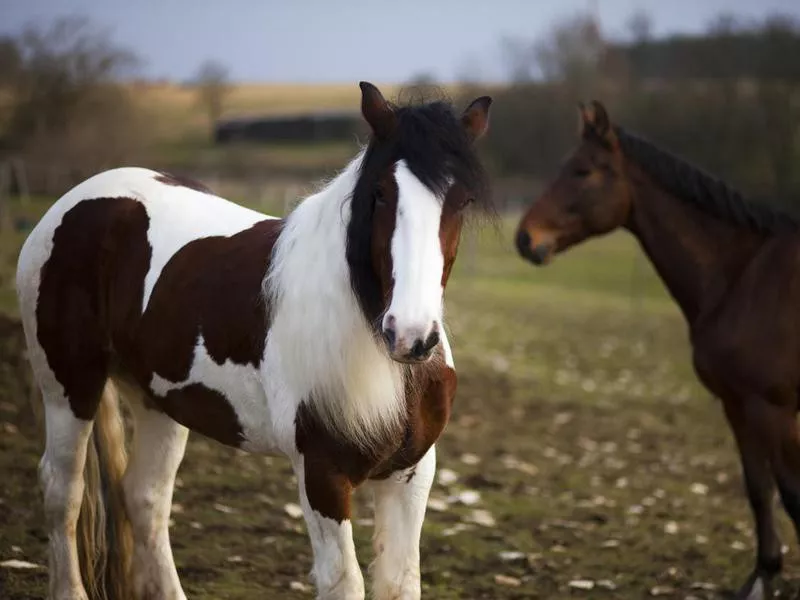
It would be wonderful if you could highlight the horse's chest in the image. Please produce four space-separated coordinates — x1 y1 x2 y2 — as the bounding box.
296 364 457 484
373 365 457 477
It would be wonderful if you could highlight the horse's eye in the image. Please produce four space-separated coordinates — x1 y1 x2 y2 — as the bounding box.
597 163 614 174
374 188 386 206
573 167 591 178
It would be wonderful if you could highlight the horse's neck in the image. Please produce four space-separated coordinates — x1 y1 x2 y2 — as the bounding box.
267 153 406 447
268 153 363 330
625 169 764 325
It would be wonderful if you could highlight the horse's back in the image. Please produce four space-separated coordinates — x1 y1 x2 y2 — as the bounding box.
17 167 273 307
16 167 276 409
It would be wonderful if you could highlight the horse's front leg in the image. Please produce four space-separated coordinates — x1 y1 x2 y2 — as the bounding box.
368 446 436 600
721 397 781 600
294 455 365 600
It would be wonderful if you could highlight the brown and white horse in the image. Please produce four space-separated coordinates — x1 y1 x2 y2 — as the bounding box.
16 82 492 600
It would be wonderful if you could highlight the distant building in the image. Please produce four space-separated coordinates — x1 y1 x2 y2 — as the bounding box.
214 111 365 144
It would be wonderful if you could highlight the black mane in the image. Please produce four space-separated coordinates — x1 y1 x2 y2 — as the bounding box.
360 100 491 210
615 126 800 235
346 100 491 328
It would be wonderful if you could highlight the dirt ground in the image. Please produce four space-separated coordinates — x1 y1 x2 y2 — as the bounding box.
2 278 800 599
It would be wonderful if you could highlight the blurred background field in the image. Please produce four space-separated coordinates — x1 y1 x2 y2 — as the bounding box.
2 2 800 598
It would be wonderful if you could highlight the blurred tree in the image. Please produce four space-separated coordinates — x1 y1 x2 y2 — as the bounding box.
491 13 606 177
534 14 604 98
0 37 21 134
488 11 800 206
500 36 540 83
0 38 21 88
706 13 742 36
753 16 800 200
193 60 231 140
501 13 604 91
2 16 142 191
484 83 574 177
626 11 653 44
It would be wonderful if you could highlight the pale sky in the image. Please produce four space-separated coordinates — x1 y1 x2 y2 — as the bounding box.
1 0 799 83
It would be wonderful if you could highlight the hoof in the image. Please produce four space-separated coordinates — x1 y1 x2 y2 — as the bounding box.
735 572 773 600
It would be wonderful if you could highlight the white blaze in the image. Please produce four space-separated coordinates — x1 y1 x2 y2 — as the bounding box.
384 161 445 350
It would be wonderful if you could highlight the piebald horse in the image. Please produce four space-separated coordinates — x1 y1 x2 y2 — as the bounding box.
16 82 492 600
517 102 800 599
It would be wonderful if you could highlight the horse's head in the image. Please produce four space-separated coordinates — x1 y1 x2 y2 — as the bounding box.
348 82 492 363
516 101 632 266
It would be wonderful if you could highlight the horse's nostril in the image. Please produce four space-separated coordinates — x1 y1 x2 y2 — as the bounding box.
383 327 396 352
530 244 550 265
410 338 426 359
517 229 551 265
408 330 439 360
515 229 532 256
424 330 440 353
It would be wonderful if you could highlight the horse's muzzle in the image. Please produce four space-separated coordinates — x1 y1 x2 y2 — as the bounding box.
516 229 551 265
383 325 439 363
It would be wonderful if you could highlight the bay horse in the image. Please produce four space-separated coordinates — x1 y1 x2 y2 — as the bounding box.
16 82 492 600
516 101 800 599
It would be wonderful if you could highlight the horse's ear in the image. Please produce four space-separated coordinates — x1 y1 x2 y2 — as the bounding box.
577 102 588 135
461 96 492 141
579 100 617 147
359 81 396 139
589 100 611 136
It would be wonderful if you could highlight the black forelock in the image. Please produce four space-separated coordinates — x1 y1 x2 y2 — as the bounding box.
389 101 490 204
345 98 492 330
356 100 491 208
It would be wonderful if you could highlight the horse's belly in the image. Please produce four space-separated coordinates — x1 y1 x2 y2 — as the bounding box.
147 335 277 452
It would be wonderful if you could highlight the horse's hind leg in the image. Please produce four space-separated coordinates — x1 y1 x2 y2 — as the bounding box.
754 398 800 540
722 398 781 600
40 395 97 600
32 331 108 599
121 383 189 600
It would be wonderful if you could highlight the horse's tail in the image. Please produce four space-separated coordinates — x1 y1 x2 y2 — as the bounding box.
78 380 134 600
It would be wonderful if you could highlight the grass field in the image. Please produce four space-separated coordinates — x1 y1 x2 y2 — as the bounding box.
0 193 797 598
